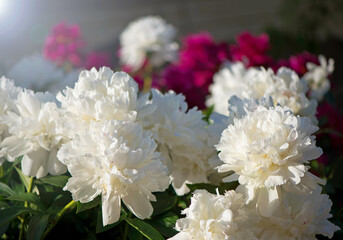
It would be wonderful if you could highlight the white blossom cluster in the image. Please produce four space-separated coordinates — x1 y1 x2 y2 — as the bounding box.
206 59 334 123
172 95 339 239
0 67 217 226
303 55 334 101
6 54 80 94
119 16 178 71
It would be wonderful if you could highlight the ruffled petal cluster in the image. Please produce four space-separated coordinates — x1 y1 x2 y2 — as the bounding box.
216 101 323 203
207 62 318 123
58 121 169 225
0 90 67 178
169 190 258 240
258 186 339 239
57 68 153 136
120 16 178 70
138 89 218 195
7 54 80 94
56 67 170 225
303 55 334 101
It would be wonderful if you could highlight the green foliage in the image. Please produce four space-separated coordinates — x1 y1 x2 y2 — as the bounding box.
0 182 15 197
7 193 46 211
77 196 101 214
27 214 50 240
40 175 70 188
121 215 164 240
0 207 35 226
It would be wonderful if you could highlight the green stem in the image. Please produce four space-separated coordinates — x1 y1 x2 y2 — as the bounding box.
19 218 25 240
42 200 77 239
24 177 34 207
143 64 153 93
19 177 34 240
122 213 132 240
0 166 3 178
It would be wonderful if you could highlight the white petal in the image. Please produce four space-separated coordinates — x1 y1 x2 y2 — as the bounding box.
101 194 121 226
21 148 49 178
47 147 67 175
122 188 153 219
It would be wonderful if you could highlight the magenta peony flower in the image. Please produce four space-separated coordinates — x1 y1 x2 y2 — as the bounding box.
275 52 319 76
85 52 111 70
44 22 85 67
229 32 273 67
163 32 229 108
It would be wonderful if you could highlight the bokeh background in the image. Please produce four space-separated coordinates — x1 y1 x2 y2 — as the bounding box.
0 0 342 97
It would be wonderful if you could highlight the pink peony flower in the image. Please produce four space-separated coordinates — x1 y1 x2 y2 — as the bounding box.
229 32 273 67
44 22 85 67
85 52 111 70
163 32 229 108
274 52 319 76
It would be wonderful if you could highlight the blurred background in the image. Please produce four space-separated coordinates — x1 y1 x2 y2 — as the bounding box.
0 0 342 97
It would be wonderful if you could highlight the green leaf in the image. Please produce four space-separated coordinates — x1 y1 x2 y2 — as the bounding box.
151 192 177 216
217 182 239 194
149 212 178 238
96 207 123 233
76 195 101 214
186 183 218 194
0 201 9 208
0 162 14 183
121 216 164 240
27 214 50 240
14 167 31 192
202 104 214 123
0 223 9 238
40 175 69 188
0 206 34 226
128 225 143 240
0 182 15 197
7 193 45 211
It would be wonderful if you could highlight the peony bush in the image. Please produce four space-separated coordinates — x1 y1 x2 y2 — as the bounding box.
0 16 342 240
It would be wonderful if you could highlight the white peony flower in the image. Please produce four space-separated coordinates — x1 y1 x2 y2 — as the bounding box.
0 77 25 164
169 189 259 240
0 77 23 138
303 55 334 101
6 53 80 94
258 186 340 240
120 16 178 71
57 120 170 226
57 67 152 138
226 95 274 124
216 103 323 207
138 89 216 195
0 91 67 178
206 62 256 115
207 62 318 123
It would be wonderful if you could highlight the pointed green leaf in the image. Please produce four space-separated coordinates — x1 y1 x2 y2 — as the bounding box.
14 167 31 191
0 182 15 197
27 214 50 240
128 225 143 240
40 175 69 188
0 206 34 226
149 211 178 238
151 192 177 216
7 193 45 211
186 183 217 194
121 216 164 240
76 195 101 214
